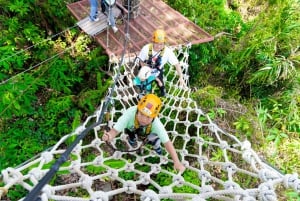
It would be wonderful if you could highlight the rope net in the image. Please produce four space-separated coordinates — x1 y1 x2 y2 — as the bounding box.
1 44 299 201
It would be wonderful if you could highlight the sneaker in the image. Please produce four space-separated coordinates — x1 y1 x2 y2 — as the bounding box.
137 148 144 155
112 26 118 33
89 17 99 22
154 147 162 155
160 87 166 97
128 138 138 148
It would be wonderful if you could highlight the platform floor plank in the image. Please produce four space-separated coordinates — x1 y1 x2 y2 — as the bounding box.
67 0 214 58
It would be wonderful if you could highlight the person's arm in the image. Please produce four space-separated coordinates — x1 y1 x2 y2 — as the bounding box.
102 128 119 142
164 141 186 172
138 45 149 67
174 63 186 87
139 60 147 68
166 47 186 87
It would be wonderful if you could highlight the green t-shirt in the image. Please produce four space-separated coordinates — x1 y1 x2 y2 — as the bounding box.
113 106 169 143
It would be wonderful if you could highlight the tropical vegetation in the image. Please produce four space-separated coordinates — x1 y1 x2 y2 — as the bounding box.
0 0 299 200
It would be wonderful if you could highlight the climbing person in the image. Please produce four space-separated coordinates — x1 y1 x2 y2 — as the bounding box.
137 29 186 97
102 94 186 172
133 66 157 97
101 0 118 33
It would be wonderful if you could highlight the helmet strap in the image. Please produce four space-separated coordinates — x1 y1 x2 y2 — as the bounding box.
134 112 152 135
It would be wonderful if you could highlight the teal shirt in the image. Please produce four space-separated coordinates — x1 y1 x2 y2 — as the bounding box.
113 106 169 143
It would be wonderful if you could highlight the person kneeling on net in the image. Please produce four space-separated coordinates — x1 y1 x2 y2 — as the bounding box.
133 66 159 97
102 94 186 172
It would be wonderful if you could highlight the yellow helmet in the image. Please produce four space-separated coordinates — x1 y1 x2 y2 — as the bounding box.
152 29 166 43
137 94 162 118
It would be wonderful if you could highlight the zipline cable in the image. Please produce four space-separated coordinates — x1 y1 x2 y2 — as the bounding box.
0 45 75 85
0 24 80 86
23 1 132 200
0 24 78 64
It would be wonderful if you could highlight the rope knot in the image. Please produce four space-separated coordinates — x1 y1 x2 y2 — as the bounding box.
112 151 122 158
224 181 240 190
74 125 85 134
41 151 53 163
223 162 237 173
241 140 251 150
29 168 45 181
70 160 81 173
93 156 103 165
92 138 102 147
141 189 159 201
80 174 93 189
151 164 161 174
199 170 211 182
42 184 54 198
283 173 300 192
125 163 135 171
108 169 118 179
220 140 228 150
196 137 205 145
258 183 277 201
2 167 24 184
242 149 254 164
173 175 184 187
124 180 136 193
139 173 151 185
258 169 280 182
200 185 214 194
160 186 172 194
90 191 109 201
197 156 208 164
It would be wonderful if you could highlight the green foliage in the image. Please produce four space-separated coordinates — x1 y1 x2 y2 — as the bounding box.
233 116 254 137
6 184 28 201
267 138 300 174
0 74 40 118
256 87 300 148
0 1 299 200
286 190 300 201
104 159 126 169
166 0 243 34
192 85 223 109
220 0 300 97
0 0 110 172
8 1 31 17
0 118 45 168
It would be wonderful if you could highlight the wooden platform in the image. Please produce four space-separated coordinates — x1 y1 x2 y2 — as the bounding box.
67 0 214 59
76 7 121 36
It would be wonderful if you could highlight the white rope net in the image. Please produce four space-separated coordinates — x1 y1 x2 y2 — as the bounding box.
1 44 299 201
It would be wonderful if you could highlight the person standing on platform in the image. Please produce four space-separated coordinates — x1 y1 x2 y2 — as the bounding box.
101 0 118 33
89 0 118 33
89 0 100 22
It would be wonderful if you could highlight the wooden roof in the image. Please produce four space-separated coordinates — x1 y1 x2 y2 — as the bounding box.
67 0 214 58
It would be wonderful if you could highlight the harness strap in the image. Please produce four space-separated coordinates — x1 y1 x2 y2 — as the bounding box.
134 112 152 136
147 43 165 69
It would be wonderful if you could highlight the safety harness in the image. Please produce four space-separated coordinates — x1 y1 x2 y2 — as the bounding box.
105 111 152 153
146 43 165 69
126 112 152 141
